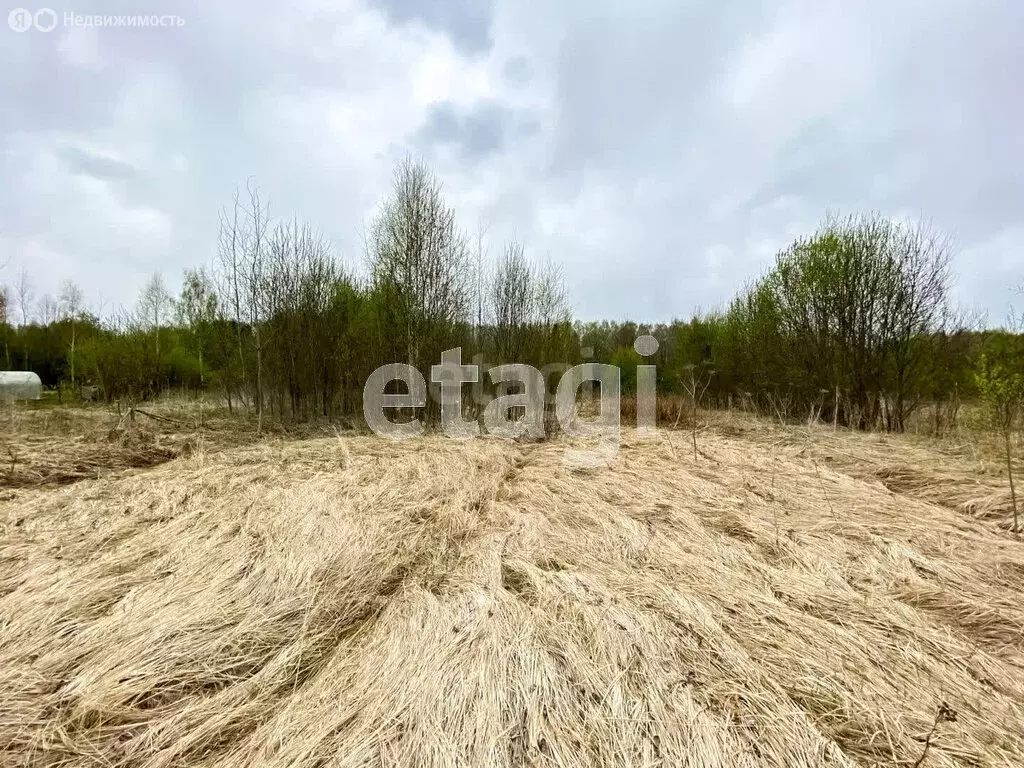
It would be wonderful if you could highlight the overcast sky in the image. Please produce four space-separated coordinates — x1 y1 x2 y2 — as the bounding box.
2 0 1021 324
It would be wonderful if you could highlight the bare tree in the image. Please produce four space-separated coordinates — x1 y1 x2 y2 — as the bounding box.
58 280 85 386
217 187 250 401
58 280 84 318
12 267 35 368
137 273 173 359
264 219 340 419
212 178 275 431
679 362 714 460
474 220 489 343
883 218 954 431
534 255 570 329
367 157 472 371
179 269 217 388
14 267 34 328
93 293 110 326
36 294 59 325
491 240 535 362
534 254 571 364
242 179 271 433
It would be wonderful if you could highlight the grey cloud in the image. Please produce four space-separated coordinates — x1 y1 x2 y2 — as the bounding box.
547 4 771 183
58 146 137 181
525 0 1024 320
501 56 532 87
374 0 494 55
415 100 541 162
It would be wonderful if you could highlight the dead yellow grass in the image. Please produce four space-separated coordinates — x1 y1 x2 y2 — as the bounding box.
0 401 271 488
0 429 180 488
1 421 1023 767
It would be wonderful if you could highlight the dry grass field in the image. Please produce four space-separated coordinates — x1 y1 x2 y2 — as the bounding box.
1 406 1023 767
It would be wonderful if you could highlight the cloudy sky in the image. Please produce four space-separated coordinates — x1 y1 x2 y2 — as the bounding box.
1 0 1021 323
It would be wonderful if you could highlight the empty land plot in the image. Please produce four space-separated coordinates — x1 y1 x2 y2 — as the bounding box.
1 422 1022 767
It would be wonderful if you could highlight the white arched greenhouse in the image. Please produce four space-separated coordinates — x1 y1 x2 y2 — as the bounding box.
0 372 42 401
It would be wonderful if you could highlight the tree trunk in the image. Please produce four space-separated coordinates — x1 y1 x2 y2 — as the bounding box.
69 323 76 386
1006 430 1019 533
256 335 263 435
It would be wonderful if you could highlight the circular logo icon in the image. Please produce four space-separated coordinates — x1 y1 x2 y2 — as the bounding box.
34 8 58 32
8 8 33 32
633 334 660 357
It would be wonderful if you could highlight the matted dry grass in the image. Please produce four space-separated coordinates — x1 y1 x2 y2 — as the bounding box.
1 420 1023 767
0 401 278 488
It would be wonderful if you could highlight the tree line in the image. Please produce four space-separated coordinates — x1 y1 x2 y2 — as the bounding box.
1 160 1021 434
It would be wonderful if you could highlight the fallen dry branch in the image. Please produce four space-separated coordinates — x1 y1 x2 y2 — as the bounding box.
132 407 187 426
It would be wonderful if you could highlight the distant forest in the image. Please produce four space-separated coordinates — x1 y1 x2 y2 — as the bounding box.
2 159 1021 434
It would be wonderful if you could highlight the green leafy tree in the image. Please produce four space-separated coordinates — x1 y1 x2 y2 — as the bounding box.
178 268 219 390
976 354 1024 532
609 346 642 393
